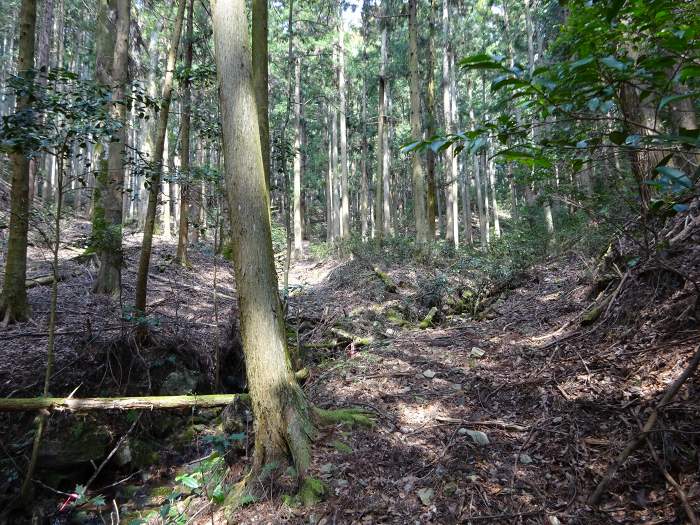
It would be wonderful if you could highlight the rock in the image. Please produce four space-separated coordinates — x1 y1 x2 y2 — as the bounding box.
466 430 490 446
416 487 434 506
469 347 485 358
159 370 199 395
114 439 132 467
519 453 533 465
38 426 112 470
458 427 468 435
423 369 436 379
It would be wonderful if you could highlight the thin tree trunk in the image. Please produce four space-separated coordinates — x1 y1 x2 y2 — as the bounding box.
176 0 194 266
408 0 428 245
0 0 37 325
425 0 438 240
338 13 350 239
211 0 313 505
134 0 186 315
375 2 388 244
443 0 458 247
360 2 370 241
293 57 303 256
93 0 129 296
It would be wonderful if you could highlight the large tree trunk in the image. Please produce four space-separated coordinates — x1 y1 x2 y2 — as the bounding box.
93 0 130 296
176 0 195 267
293 57 303 256
408 0 428 245
375 3 389 244
0 0 37 325
211 0 313 504
134 0 187 315
252 0 271 190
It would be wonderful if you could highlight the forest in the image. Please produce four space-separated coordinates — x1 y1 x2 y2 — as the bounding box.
0 0 698 522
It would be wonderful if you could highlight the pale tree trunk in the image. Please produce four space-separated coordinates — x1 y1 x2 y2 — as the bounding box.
36 0 54 204
293 57 303 256
93 0 129 296
331 96 340 240
134 0 186 315
359 2 370 241
0 0 36 325
338 13 350 239
487 149 501 238
374 2 388 244
384 85 393 235
470 82 488 250
409 0 428 245
211 0 313 506
425 0 437 240
176 0 194 266
160 129 173 241
252 0 271 190
443 0 458 247
326 110 335 242
459 157 472 244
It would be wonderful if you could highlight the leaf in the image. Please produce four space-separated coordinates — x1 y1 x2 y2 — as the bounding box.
608 131 626 145
656 166 692 189
416 487 434 506
600 55 626 71
176 474 200 490
606 0 626 22
658 92 700 111
401 140 422 154
673 203 689 213
466 430 490 446
469 347 485 358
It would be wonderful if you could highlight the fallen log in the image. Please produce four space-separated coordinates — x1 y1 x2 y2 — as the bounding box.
26 272 68 289
0 394 249 412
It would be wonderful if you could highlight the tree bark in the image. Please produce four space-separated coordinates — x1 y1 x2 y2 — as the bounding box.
425 0 438 240
360 2 370 241
0 394 248 412
408 0 428 245
443 0 458 247
211 0 313 501
176 0 195 267
293 57 303 256
338 13 350 239
375 2 389 244
0 0 37 325
134 0 187 315
252 0 271 191
93 0 130 296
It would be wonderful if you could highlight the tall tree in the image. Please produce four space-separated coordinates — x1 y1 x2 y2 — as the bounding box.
93 0 130 295
408 0 429 245
134 0 187 315
0 0 37 325
338 12 350 239
176 0 195 267
210 0 313 505
252 0 271 190
293 56 303 256
443 0 458 247
359 0 370 241
425 0 438 240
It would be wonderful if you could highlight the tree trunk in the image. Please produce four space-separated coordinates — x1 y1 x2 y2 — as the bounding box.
375 3 388 244
425 0 438 240
252 0 271 191
134 0 187 315
338 14 350 240
175 0 194 266
0 0 37 325
293 57 303 256
211 0 313 502
93 0 129 296
488 151 501 238
360 2 370 241
443 0 458 247
408 0 428 245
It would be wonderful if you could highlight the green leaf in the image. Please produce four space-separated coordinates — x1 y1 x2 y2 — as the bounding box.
608 131 626 145
658 92 700 111
176 474 200 490
656 166 692 189
600 56 627 71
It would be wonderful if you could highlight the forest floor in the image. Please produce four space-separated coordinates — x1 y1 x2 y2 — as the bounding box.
1 218 699 524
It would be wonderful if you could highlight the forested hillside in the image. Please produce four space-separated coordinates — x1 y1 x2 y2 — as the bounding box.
0 0 698 523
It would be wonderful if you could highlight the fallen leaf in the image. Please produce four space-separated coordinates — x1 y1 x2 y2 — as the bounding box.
469 347 486 358
416 487 434 506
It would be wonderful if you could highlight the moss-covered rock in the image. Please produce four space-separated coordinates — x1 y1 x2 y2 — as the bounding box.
299 478 327 506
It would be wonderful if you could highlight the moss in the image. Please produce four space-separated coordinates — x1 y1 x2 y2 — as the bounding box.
314 407 375 428
330 440 353 454
131 439 159 469
299 477 327 506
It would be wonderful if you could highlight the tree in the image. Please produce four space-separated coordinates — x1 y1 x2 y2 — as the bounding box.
443 0 458 247
338 11 350 239
293 56 303 256
176 0 195 267
0 0 37 325
210 0 313 505
252 0 271 190
408 0 428 245
93 0 130 296
134 0 187 317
